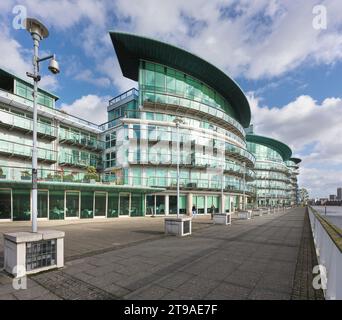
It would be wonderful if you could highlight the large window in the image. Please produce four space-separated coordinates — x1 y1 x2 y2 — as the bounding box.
169 195 186 214
119 193 130 216
0 189 11 220
49 190 64 220
207 196 219 214
81 191 93 219
131 193 144 217
146 195 155 215
94 192 107 217
193 196 205 214
108 193 119 218
66 191 80 218
139 60 236 118
13 189 31 221
38 190 48 218
156 195 165 215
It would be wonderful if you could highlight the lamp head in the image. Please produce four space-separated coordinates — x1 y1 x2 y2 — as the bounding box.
48 56 60 74
24 18 49 40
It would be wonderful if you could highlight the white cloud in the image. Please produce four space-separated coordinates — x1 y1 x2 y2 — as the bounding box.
60 94 110 125
74 69 111 88
0 22 30 78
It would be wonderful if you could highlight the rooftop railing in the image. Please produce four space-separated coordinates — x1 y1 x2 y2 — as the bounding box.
109 88 139 107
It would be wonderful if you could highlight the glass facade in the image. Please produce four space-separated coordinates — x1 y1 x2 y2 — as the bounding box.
0 33 302 221
247 141 292 206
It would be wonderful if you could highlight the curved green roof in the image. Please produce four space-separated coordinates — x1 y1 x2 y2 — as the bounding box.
290 157 302 164
109 32 251 127
246 134 292 161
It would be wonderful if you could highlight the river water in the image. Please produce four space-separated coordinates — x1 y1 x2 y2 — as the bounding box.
312 206 342 229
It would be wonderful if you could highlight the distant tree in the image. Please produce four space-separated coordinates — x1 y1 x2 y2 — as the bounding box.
299 188 309 205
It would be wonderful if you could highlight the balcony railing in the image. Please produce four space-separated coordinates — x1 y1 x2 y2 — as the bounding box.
127 152 255 180
59 128 105 150
0 166 256 194
59 153 101 168
0 109 56 139
0 139 57 162
109 88 139 107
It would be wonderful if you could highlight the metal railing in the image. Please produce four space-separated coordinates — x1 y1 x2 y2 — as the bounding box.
59 128 105 150
109 88 139 106
0 139 57 162
0 108 56 137
308 206 342 300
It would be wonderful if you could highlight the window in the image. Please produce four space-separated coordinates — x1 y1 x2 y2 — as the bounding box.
105 151 116 168
94 192 107 216
0 189 11 220
131 193 144 217
65 191 80 218
38 190 48 218
13 189 30 221
108 193 119 218
81 192 93 219
49 190 64 220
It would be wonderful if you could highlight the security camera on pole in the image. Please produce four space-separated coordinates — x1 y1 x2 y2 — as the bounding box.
3 18 64 278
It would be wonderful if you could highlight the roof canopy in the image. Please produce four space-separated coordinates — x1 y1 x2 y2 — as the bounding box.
290 157 302 164
246 134 292 161
109 32 251 128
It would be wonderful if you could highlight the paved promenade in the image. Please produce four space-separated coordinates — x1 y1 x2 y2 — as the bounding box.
0 208 323 300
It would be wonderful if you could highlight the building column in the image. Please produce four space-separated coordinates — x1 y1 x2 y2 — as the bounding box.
187 193 193 216
165 194 169 215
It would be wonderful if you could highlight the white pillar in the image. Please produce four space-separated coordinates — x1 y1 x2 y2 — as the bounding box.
165 194 169 215
187 193 193 216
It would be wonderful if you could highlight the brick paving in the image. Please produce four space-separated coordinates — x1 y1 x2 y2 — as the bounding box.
0 208 325 300
291 209 324 300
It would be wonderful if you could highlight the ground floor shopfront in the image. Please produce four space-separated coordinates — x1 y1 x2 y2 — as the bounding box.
0 182 251 222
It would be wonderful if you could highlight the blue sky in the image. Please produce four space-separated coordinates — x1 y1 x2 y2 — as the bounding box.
0 0 342 198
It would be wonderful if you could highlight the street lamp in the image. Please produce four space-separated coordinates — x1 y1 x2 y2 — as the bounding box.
25 18 60 233
173 117 184 218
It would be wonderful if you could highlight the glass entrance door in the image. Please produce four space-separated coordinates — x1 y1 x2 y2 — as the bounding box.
119 193 130 216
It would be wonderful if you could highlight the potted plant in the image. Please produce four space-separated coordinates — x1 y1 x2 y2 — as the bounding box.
21 170 31 181
63 173 74 182
46 173 54 181
0 167 6 179
83 166 99 183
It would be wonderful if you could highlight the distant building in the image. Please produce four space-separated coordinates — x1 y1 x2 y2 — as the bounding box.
329 194 336 201
337 188 342 200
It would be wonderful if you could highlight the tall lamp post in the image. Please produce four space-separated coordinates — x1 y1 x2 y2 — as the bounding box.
173 117 184 218
25 18 60 233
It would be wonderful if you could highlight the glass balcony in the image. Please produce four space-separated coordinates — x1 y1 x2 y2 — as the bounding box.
141 90 245 138
0 139 57 162
109 88 139 107
0 109 56 139
127 151 255 180
59 128 105 150
59 153 101 168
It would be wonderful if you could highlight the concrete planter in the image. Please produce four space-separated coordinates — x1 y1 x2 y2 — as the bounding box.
213 213 232 225
252 209 263 217
238 210 252 220
4 230 65 278
165 217 192 237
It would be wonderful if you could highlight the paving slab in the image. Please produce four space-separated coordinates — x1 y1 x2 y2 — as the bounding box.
0 208 324 300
